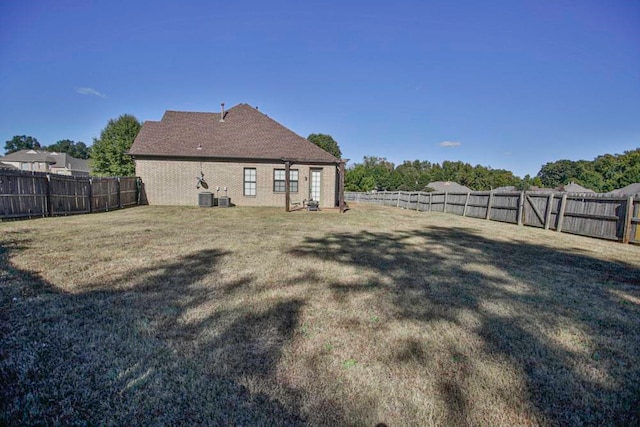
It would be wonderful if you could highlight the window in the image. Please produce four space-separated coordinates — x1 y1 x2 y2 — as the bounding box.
273 169 298 193
21 162 30 171
244 168 256 196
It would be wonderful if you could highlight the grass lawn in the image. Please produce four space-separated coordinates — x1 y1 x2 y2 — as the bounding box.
1 204 639 426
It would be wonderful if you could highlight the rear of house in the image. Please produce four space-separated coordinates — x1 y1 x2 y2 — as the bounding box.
129 103 341 208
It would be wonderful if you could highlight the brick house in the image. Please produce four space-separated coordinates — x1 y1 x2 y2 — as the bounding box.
128 103 345 209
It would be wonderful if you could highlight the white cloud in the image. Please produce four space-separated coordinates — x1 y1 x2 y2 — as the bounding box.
439 141 461 147
76 87 106 98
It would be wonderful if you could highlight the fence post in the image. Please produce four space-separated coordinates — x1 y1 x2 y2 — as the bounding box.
428 192 432 211
89 178 94 212
45 174 52 217
463 192 470 217
622 195 634 243
416 192 421 212
486 192 493 220
544 193 554 230
117 177 122 209
396 191 401 208
444 192 448 213
517 191 524 226
557 194 568 233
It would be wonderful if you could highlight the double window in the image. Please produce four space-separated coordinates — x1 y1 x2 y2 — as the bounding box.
244 167 300 196
274 169 298 193
244 168 256 196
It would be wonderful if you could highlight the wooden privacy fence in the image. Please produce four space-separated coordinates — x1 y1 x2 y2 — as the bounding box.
346 191 640 244
0 170 141 220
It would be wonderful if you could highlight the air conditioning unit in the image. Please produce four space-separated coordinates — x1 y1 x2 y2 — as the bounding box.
218 197 230 207
198 192 214 207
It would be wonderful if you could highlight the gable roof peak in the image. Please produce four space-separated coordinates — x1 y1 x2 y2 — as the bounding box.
130 103 340 163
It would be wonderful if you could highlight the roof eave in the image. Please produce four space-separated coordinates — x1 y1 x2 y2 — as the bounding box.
128 153 339 165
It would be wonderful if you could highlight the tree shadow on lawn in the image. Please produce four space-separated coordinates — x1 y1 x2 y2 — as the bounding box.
289 226 640 426
0 236 309 425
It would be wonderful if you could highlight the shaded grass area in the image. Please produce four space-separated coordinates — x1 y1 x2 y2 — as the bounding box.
1 204 639 425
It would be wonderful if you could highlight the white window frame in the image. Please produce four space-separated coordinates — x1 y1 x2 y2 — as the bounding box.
244 168 256 196
273 169 298 193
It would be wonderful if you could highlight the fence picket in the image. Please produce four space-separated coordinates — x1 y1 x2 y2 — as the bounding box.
1 170 141 220
345 190 639 245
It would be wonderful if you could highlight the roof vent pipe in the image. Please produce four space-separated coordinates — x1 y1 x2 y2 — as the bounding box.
219 103 225 122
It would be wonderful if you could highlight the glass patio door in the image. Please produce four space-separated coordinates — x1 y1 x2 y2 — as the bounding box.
310 169 321 202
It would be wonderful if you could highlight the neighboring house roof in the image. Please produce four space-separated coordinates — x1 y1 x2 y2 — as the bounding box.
0 149 57 163
559 182 595 193
128 103 340 163
528 186 556 193
48 152 90 173
0 162 18 169
426 181 472 192
493 186 516 192
608 183 640 196
0 149 90 173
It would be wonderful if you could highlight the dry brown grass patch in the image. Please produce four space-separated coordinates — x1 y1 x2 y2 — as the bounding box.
1 204 639 425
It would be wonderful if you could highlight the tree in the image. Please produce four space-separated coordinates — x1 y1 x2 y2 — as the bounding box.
4 135 40 154
307 133 342 159
91 114 141 176
345 156 395 191
345 164 375 191
43 140 90 159
535 149 640 192
536 160 582 189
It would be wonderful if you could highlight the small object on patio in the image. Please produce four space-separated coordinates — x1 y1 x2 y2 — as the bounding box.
307 200 319 211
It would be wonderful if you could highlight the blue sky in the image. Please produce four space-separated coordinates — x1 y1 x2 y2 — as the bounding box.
1 0 638 177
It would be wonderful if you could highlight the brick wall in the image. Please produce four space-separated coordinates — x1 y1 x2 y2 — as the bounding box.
136 158 338 207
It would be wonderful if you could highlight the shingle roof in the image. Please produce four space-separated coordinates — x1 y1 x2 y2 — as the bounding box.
561 182 595 193
493 186 516 192
129 103 340 163
426 181 472 192
49 153 90 172
0 149 57 163
608 183 640 196
0 150 90 172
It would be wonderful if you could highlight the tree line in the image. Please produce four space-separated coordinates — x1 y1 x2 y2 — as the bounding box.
3 114 141 176
345 149 640 193
4 136 91 159
345 156 526 192
536 149 640 193
5 120 638 190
